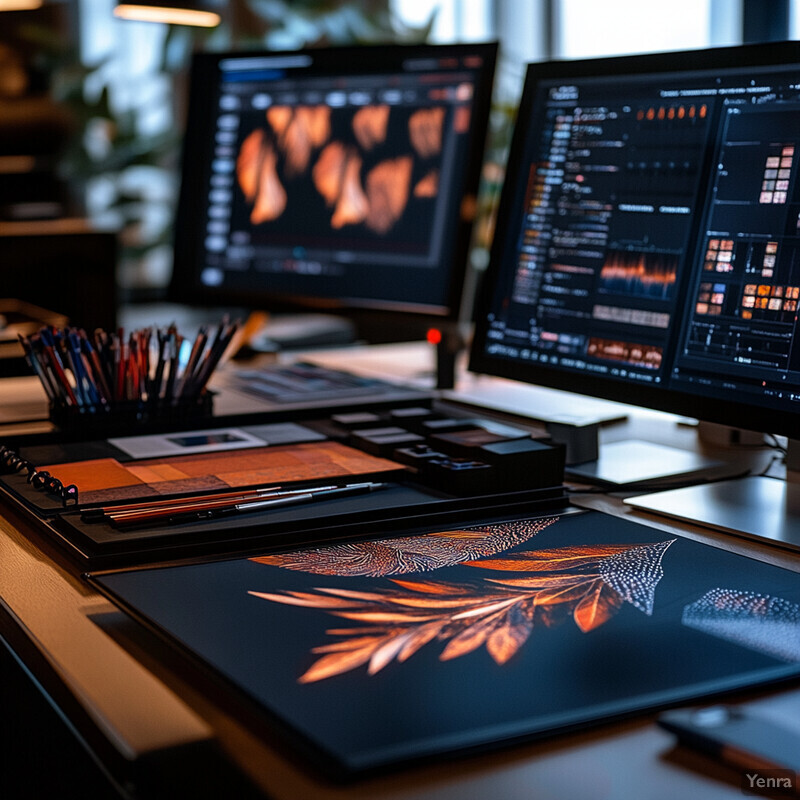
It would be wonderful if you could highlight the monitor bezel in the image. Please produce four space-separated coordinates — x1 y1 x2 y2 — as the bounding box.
169 41 498 322
469 40 800 440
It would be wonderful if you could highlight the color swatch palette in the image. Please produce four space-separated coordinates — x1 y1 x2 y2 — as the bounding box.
43 442 401 505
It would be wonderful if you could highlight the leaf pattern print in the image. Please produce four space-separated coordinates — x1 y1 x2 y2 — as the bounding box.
249 517 558 577
249 538 675 682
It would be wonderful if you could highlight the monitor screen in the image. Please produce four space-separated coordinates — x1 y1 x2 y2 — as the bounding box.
470 42 800 439
170 42 497 320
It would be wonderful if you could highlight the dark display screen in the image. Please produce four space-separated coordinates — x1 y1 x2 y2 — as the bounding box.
471 42 800 437
171 43 496 317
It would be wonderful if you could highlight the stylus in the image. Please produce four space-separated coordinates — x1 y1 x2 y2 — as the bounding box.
173 481 390 523
226 481 388 512
105 485 330 525
102 485 340 528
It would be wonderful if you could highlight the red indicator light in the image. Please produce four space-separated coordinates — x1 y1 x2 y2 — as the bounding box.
427 328 443 345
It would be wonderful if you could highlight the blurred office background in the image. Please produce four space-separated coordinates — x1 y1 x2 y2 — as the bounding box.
0 0 794 312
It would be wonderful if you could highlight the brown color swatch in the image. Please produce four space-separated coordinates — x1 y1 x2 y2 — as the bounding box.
44 442 401 506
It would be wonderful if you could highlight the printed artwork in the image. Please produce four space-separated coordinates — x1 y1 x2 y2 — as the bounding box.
683 588 800 661
95 511 800 776
250 517 557 576
252 529 673 682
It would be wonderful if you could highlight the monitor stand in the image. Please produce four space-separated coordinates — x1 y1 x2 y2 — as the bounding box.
449 384 741 488
623 434 800 552
549 419 739 488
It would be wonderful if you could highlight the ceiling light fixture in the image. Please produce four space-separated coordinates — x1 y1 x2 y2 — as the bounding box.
114 1 221 27
0 0 44 10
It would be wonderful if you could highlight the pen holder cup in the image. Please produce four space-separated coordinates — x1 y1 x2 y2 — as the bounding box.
48 392 215 436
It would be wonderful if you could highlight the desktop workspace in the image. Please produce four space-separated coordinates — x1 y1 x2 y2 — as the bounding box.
2 352 800 799
3 37 800 800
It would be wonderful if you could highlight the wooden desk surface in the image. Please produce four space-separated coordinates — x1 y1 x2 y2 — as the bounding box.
1 362 800 798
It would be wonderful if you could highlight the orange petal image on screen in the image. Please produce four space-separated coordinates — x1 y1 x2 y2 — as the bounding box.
236 129 264 201
409 107 445 158
304 106 332 148
281 106 332 176
266 106 292 139
251 143 287 224
414 169 439 198
365 155 413 234
352 105 390 150
331 153 368 229
313 141 347 206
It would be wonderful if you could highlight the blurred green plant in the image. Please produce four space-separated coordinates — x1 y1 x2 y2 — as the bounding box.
471 98 517 268
17 19 182 283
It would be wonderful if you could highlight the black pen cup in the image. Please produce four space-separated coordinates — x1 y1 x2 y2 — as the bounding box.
48 392 215 436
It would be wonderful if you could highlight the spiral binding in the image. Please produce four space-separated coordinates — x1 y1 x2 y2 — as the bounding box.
0 445 79 507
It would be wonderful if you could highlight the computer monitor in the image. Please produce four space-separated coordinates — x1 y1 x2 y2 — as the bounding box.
469 41 800 546
170 42 497 339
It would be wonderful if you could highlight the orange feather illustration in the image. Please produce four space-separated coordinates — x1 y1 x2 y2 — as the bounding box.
249 529 675 682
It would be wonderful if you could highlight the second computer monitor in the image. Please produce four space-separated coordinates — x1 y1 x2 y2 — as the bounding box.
171 42 497 323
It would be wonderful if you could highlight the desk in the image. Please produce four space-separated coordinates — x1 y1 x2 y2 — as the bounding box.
1 350 799 798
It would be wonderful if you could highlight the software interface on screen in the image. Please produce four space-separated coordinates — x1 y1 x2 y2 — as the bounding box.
173 44 495 316
473 50 800 429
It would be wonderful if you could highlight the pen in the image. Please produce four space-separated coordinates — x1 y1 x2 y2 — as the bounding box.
164 329 179 403
106 484 339 526
174 325 207 401
18 334 57 402
200 481 389 518
68 330 99 408
80 332 112 404
190 319 239 398
114 332 124 402
39 329 79 407
150 329 167 402
111 481 390 529
84 484 285 519
141 328 151 400
59 332 85 407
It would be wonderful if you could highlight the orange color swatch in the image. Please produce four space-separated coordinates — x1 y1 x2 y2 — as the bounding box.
44 442 401 505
